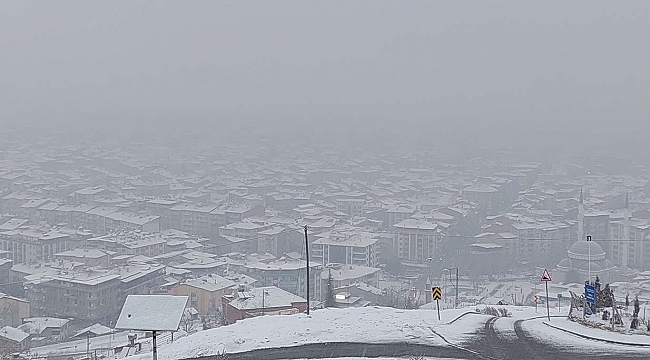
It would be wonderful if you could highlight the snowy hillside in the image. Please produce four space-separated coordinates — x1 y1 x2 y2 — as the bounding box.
129 305 650 360
131 306 484 360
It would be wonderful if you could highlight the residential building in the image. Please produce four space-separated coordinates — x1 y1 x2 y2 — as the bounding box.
386 205 415 230
393 218 441 261
72 186 113 205
0 326 30 352
311 231 380 267
257 226 288 257
0 294 30 328
54 249 111 267
462 184 498 215
169 203 218 236
87 232 167 257
145 199 180 229
169 274 236 316
222 286 307 325
0 228 69 264
319 263 381 302
26 270 122 323
583 212 610 242
105 212 160 234
25 263 164 323
244 258 321 299
18 317 69 344
0 258 12 287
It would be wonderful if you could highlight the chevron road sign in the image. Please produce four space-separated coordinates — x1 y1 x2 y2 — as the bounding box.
432 286 442 301
432 286 443 320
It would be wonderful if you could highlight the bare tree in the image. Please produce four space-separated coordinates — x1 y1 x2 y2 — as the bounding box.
179 312 198 334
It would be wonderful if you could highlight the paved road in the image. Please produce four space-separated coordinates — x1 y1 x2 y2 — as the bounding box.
218 342 469 360
464 316 650 360
185 315 650 360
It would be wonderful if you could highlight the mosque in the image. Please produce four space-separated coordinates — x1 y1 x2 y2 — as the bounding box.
556 190 616 284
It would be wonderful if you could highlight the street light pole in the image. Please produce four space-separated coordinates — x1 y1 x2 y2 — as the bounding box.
304 225 310 315
443 267 459 309
587 235 592 284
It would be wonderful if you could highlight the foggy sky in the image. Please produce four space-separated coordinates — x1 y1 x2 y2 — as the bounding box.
1 1 649 154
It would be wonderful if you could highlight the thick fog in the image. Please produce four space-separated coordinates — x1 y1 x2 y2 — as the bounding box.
3 4 650 356
1 0 649 156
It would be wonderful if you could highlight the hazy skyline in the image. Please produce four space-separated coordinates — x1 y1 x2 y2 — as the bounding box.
1 1 649 152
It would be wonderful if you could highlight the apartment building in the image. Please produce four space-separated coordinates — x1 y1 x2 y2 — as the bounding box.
311 231 380 267
169 203 217 236
318 263 381 300
26 263 165 323
169 274 236 315
244 258 321 299
0 228 69 264
257 226 288 257
87 232 167 257
393 218 441 261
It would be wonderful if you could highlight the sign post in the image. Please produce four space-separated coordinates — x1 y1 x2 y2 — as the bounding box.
557 293 562 313
584 283 596 318
540 269 552 321
534 295 539 313
432 286 442 321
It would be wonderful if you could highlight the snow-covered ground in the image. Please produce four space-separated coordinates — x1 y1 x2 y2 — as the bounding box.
523 318 650 356
491 305 650 355
130 307 486 360
537 317 650 344
117 305 650 360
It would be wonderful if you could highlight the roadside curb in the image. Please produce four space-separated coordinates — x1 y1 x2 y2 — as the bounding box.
542 321 650 347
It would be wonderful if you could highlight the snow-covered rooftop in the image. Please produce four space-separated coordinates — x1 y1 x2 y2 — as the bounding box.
0 326 29 343
228 286 306 311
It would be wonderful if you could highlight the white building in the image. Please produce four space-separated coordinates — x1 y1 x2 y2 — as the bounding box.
393 218 441 261
311 231 380 267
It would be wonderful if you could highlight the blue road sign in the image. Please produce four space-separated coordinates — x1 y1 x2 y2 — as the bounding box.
557 293 562 299
585 284 596 304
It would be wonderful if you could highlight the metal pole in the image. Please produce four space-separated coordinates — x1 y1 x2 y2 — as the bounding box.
87 332 90 359
455 268 459 309
304 225 310 315
587 235 592 283
436 299 440 320
152 330 157 360
442 273 446 307
545 281 551 322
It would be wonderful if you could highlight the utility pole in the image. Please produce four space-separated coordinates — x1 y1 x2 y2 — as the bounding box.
304 225 310 315
455 267 459 309
152 330 158 360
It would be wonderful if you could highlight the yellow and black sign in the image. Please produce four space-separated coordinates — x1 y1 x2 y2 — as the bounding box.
432 286 442 301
